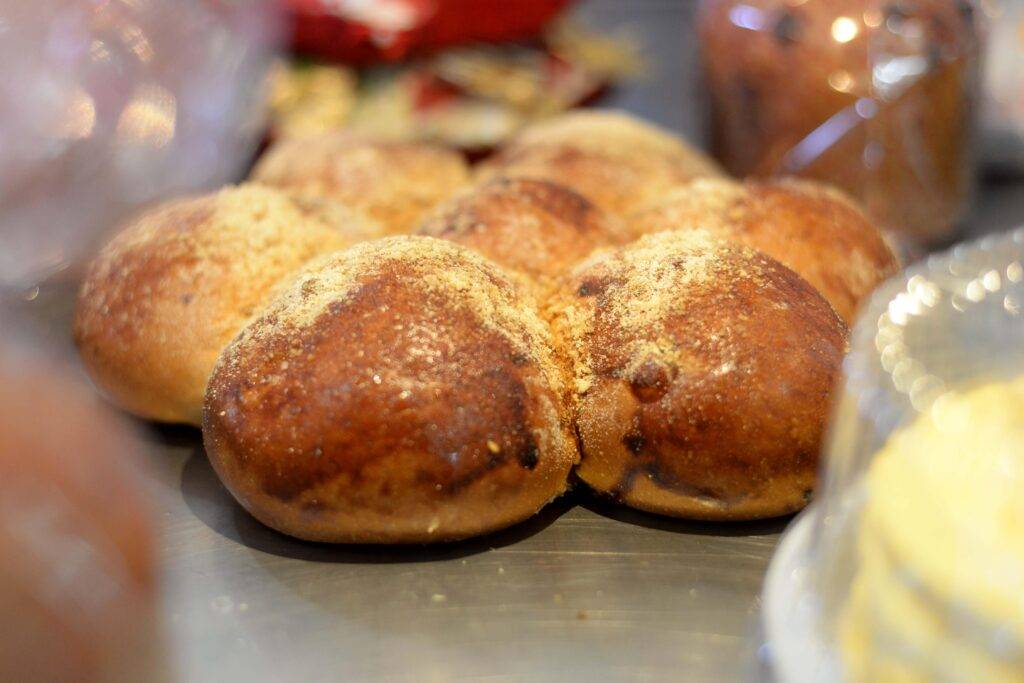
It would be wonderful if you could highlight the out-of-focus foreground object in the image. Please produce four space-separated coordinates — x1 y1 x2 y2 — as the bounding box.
0 0 280 289
763 227 1024 682
0 330 162 682
699 0 985 249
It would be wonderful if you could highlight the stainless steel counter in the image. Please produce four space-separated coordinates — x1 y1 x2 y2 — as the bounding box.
160 426 781 681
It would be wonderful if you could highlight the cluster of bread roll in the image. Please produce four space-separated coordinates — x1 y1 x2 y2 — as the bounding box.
75 110 899 543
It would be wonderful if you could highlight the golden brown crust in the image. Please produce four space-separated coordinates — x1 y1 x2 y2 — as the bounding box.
626 177 900 323
478 110 724 217
508 110 718 161
548 230 848 520
203 236 578 543
74 184 359 425
287 191 388 242
251 134 470 235
416 177 633 284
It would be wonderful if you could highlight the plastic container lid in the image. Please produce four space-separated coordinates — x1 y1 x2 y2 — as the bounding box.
764 225 1024 682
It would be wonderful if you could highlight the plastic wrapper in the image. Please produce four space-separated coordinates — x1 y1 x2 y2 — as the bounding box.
763 226 1024 681
698 0 985 249
981 0 1024 171
284 0 574 64
0 0 280 289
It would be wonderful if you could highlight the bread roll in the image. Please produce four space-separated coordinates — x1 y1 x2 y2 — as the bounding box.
75 184 368 425
251 134 470 235
549 230 848 520
417 177 633 284
0 340 160 682
509 110 708 157
204 236 578 543
286 191 388 243
626 177 899 323
478 110 723 217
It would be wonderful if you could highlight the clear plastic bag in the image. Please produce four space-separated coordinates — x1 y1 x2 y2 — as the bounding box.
698 0 985 249
981 0 1024 171
763 226 1024 681
0 0 280 289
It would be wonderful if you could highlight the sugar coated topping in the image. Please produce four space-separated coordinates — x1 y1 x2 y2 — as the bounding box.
552 230 767 395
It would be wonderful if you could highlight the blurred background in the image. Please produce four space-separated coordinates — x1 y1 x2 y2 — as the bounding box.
3 0 1023 295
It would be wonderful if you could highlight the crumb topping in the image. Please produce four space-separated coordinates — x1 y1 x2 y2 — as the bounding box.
550 230 762 396
509 110 720 176
80 184 355 321
252 135 470 233
417 177 633 282
221 235 566 396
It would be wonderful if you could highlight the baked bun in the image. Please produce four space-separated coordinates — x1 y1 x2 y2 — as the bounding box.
0 340 159 682
478 110 724 217
549 230 847 520
204 236 578 543
509 110 710 159
75 184 366 426
286 191 388 243
417 177 633 284
626 177 899 323
251 134 470 235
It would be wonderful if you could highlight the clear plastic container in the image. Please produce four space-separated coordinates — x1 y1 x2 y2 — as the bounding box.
698 0 985 249
0 0 280 290
763 225 1024 682
981 0 1024 171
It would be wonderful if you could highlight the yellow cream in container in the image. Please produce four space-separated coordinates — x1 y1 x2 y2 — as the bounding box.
840 377 1024 681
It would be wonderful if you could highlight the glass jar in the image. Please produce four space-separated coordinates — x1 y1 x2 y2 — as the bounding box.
698 0 985 248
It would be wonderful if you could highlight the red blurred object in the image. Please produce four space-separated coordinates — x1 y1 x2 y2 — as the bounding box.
285 0 575 64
